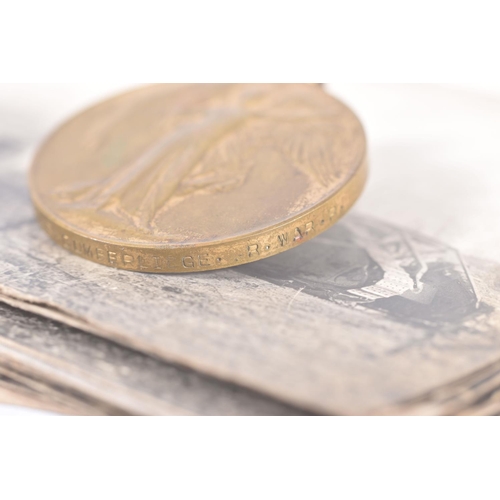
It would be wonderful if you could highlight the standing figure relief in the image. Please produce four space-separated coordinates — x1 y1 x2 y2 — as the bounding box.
51 85 343 231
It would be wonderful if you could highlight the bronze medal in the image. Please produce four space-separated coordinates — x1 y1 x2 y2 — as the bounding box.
30 84 367 273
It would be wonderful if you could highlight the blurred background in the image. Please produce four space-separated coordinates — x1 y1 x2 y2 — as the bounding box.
1 83 500 415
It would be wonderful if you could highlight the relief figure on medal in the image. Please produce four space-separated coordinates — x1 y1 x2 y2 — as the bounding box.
48 84 360 239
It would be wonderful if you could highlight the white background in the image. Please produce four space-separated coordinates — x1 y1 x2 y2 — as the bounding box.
1 83 499 493
1 0 500 499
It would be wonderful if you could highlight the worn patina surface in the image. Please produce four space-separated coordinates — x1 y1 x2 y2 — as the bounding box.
29 84 367 272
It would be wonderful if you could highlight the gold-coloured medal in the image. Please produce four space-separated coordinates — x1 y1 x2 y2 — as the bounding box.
30 84 367 273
